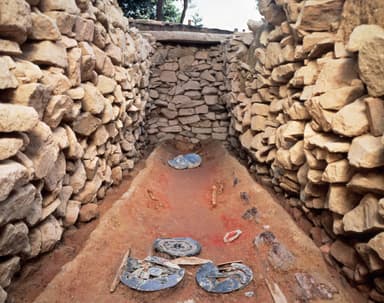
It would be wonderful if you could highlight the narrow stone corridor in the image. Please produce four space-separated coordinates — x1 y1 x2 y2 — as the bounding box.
15 142 363 303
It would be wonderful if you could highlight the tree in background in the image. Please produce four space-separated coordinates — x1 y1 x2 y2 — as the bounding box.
117 0 180 22
179 0 188 23
191 12 203 27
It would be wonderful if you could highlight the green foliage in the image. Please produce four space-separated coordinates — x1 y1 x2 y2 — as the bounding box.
191 12 203 27
117 0 181 22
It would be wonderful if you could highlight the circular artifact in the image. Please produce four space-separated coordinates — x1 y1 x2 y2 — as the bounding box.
196 262 253 293
168 153 202 169
120 256 185 292
153 237 201 257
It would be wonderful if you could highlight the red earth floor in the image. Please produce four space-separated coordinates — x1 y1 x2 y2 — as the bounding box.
10 141 365 303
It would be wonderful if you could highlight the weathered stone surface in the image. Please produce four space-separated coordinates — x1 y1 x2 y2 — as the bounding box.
41 198 61 222
63 200 81 227
331 98 369 137
183 80 200 91
73 113 102 136
204 95 219 105
251 115 267 132
79 203 99 222
82 83 106 114
290 61 318 87
0 0 32 44
0 103 39 133
39 0 80 14
330 240 359 268
0 161 28 203
296 0 344 31
326 185 360 215
343 194 384 233
65 125 84 159
41 70 71 95
70 161 87 194
365 97 384 136
0 180 36 225
0 138 23 161
0 39 22 55
347 172 384 195
29 10 61 41
322 159 353 183
25 122 59 179
0 222 30 256
258 0 286 26
44 95 73 128
97 75 116 95
160 71 177 82
358 32 384 96
240 129 253 150
0 57 18 89
305 125 351 153
92 125 109 146
7 83 51 119
38 216 63 253
160 109 177 119
0 286 6 302
347 24 384 52
313 58 358 94
44 152 65 192
74 172 103 204
178 55 194 70
0 257 20 288
316 83 365 111
179 115 200 125
348 134 384 168
271 63 301 83
79 42 96 82
67 47 81 86
160 62 178 71
368 232 384 261
22 41 68 68
74 17 94 42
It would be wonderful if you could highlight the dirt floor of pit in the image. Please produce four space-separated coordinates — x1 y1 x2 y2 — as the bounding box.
10 141 366 303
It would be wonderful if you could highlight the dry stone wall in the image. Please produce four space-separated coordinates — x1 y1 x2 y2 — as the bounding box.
145 44 230 144
0 0 152 300
225 1 384 301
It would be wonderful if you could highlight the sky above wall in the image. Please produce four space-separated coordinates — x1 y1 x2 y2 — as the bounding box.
182 0 262 31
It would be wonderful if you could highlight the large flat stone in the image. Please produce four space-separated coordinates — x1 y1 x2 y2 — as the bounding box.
0 222 30 257
22 41 68 68
343 194 384 233
348 134 384 168
0 0 31 43
0 184 36 227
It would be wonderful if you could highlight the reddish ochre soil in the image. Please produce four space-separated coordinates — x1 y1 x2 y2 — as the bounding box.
9 141 365 303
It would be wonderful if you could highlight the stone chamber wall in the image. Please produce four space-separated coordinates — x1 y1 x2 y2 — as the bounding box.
0 0 153 301
0 0 384 302
145 44 230 145
223 0 384 302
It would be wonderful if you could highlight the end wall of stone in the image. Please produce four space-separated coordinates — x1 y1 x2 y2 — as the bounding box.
0 0 153 300
145 44 230 144
226 0 384 301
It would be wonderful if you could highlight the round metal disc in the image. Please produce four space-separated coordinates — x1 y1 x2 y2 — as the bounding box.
120 256 185 292
153 237 201 257
196 262 253 293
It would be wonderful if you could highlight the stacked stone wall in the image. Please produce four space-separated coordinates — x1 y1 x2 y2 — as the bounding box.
0 0 152 300
224 1 384 301
145 44 230 144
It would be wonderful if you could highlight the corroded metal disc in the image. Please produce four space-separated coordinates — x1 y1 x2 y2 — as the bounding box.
196 262 253 293
120 256 185 292
168 153 202 170
153 237 201 257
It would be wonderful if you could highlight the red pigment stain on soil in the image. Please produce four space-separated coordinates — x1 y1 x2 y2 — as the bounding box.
8 141 366 303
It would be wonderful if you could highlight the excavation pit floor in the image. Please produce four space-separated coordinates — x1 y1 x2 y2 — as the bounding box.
15 141 364 303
